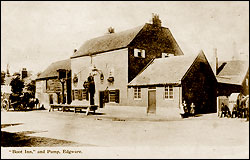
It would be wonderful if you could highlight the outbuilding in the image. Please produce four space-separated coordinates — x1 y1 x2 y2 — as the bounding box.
128 50 217 116
35 59 71 109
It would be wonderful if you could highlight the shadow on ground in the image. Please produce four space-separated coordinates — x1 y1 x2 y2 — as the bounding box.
1 124 96 147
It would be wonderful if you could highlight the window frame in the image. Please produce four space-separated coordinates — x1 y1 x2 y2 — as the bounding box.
164 85 174 100
109 90 116 103
134 87 142 100
134 49 145 58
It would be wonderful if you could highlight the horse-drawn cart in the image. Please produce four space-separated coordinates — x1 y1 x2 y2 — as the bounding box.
1 93 39 111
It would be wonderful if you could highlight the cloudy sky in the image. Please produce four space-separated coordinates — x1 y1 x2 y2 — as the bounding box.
1 1 249 74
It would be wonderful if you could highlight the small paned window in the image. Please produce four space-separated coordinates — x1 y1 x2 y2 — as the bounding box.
134 87 142 99
165 86 174 99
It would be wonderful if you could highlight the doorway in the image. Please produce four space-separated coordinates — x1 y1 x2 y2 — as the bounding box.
148 89 156 114
49 94 53 104
99 91 105 108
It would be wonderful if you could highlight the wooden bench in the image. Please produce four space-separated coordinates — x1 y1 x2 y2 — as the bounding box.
49 104 98 115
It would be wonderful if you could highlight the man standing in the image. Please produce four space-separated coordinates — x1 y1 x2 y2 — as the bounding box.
88 75 95 105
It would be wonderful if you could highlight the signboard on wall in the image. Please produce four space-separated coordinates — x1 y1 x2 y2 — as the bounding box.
46 79 62 92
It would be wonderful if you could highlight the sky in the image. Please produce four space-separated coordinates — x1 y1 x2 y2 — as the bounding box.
1 1 249 74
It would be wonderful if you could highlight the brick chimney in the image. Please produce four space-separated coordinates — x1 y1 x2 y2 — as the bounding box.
108 27 115 34
21 68 28 79
152 13 161 27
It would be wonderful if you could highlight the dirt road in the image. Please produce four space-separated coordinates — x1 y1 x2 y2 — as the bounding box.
1 106 249 158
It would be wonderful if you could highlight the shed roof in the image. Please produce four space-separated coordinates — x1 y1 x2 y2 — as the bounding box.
128 52 199 86
71 25 144 58
216 60 249 85
36 59 71 80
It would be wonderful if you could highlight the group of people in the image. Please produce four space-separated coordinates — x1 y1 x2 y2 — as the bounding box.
180 100 196 118
220 96 249 121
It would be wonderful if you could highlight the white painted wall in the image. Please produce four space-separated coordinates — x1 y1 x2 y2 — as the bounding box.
127 87 148 107
71 48 129 106
156 86 181 118
127 86 181 118
35 80 49 109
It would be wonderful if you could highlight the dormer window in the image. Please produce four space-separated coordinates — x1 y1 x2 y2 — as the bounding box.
134 49 145 58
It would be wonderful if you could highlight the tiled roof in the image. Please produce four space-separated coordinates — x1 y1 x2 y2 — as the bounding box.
216 60 249 85
71 23 184 58
37 59 71 80
71 25 144 58
128 52 200 86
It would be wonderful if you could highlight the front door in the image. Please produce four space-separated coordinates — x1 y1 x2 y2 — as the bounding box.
148 90 156 114
99 91 105 108
49 94 53 104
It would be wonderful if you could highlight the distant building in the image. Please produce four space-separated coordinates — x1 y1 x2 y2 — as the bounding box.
35 59 71 109
216 60 249 113
217 60 249 96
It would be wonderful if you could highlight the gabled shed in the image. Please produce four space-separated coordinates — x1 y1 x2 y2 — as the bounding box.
128 50 217 115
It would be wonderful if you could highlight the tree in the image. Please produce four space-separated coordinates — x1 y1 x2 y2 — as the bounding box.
1 71 5 85
10 76 24 95
26 80 36 98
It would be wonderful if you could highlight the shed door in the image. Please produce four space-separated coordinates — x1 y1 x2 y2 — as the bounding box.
148 90 156 114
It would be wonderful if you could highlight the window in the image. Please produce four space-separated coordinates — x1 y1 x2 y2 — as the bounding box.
134 87 141 99
74 90 79 100
134 49 145 58
246 78 249 86
82 89 88 100
109 90 116 102
107 89 119 103
72 89 88 101
165 86 174 99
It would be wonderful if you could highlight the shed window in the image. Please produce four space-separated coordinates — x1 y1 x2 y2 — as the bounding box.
165 86 174 99
134 87 141 99
134 49 145 58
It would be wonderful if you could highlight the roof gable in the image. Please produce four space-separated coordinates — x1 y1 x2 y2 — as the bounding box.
128 50 210 86
128 53 199 86
216 60 249 85
37 59 71 80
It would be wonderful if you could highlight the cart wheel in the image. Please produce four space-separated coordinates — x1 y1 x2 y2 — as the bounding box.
1 100 9 111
